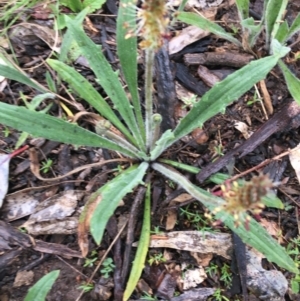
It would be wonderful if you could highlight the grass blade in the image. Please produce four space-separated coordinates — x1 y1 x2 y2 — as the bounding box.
152 163 298 273
123 183 151 301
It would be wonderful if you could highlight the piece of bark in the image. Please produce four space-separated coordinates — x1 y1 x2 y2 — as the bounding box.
196 101 300 183
0 221 82 257
184 52 254 68
232 233 248 301
175 63 208 96
155 40 177 132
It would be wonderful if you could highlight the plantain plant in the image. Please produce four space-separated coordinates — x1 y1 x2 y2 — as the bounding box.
177 0 300 104
0 0 298 299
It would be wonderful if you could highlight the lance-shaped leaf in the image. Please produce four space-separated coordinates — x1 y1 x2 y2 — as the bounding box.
24 270 60 301
265 0 288 48
117 0 145 139
177 12 242 47
235 0 249 20
123 183 151 301
66 21 145 152
89 162 148 245
0 102 139 159
0 65 48 93
151 50 289 159
278 60 300 106
152 163 298 273
47 59 137 146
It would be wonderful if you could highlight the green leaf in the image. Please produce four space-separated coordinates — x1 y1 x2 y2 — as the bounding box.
24 270 60 301
150 130 174 161
123 183 151 301
262 193 284 209
278 60 300 105
59 9 89 62
82 0 106 12
271 39 290 57
275 20 289 44
90 162 148 244
235 0 249 20
60 0 82 12
177 12 242 47
0 102 140 158
66 21 146 151
117 0 145 139
152 163 298 273
240 18 263 47
0 65 48 93
158 158 229 184
288 13 300 40
47 59 137 145
265 0 288 48
153 54 282 159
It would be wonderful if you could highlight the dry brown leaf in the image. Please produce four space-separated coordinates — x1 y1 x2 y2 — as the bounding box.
289 144 300 184
78 194 102 257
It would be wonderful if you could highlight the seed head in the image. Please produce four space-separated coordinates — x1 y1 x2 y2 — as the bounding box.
214 174 273 228
125 0 170 50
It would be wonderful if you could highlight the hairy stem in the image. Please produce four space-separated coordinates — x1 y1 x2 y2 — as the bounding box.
145 48 155 151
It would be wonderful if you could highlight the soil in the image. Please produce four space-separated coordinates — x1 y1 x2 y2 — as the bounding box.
1 0 300 300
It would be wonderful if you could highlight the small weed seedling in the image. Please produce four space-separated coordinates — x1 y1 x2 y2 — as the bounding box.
40 158 53 174
180 207 215 233
140 292 158 300
2 127 10 138
211 288 230 301
148 252 166 266
83 250 98 268
205 262 219 279
286 236 300 293
100 257 115 278
220 263 232 288
78 282 94 293
150 226 164 235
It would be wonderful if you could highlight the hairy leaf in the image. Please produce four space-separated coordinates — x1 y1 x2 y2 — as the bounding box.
90 162 148 244
265 0 288 48
152 53 286 159
235 0 249 20
288 13 300 40
117 0 145 138
278 60 300 105
0 65 48 93
47 59 136 145
66 21 145 151
24 270 60 301
0 103 139 158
